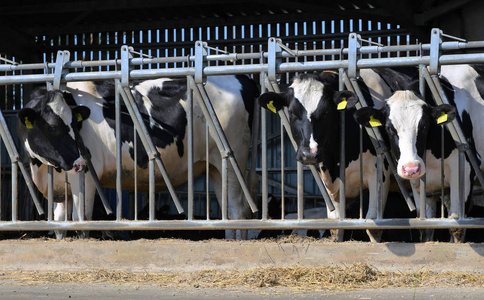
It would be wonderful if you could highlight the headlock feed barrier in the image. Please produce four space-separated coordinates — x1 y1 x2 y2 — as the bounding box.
1 28 484 236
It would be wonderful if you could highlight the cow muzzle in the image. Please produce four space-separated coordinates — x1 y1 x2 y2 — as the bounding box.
297 148 318 165
400 161 423 179
70 158 87 174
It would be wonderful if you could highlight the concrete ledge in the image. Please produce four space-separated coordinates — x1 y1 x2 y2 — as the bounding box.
0 239 483 273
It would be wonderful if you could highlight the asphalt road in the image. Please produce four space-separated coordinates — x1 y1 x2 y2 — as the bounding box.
2 282 484 300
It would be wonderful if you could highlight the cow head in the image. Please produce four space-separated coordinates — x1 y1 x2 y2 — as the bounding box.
258 72 358 165
354 89 456 179
17 89 91 173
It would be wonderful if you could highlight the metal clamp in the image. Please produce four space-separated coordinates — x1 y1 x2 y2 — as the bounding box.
53 50 70 90
429 28 442 75
348 33 361 79
121 45 133 87
194 41 208 84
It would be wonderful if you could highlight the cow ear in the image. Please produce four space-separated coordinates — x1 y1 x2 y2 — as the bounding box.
334 91 358 110
353 107 385 128
72 106 91 123
258 92 287 114
431 104 456 126
18 108 37 129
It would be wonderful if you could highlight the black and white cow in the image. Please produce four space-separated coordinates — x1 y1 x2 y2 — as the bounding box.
17 75 258 239
258 68 418 242
354 64 484 242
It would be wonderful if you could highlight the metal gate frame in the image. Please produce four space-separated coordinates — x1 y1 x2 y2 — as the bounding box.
1 28 484 232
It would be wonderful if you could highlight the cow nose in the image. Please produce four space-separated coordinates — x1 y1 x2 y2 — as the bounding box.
401 162 422 179
297 149 318 165
71 158 87 174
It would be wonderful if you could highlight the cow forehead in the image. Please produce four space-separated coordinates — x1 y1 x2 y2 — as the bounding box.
290 77 324 118
387 91 425 131
47 92 73 126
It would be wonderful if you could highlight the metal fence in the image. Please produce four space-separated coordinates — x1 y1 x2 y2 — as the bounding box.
0 27 484 236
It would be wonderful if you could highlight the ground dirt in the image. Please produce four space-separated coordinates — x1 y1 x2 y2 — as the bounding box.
1 235 484 299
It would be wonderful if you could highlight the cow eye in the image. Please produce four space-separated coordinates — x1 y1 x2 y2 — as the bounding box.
288 109 300 120
386 126 397 136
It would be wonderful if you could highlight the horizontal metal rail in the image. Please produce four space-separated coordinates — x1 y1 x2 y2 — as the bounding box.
0 218 483 231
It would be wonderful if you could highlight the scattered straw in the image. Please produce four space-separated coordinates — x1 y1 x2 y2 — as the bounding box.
3 264 484 291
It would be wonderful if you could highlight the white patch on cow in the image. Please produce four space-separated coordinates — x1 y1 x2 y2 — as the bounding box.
24 140 51 166
134 78 174 131
291 77 324 121
309 134 318 152
47 93 75 139
387 90 426 177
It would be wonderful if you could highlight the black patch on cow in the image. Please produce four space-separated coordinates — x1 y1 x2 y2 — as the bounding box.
95 79 188 169
235 75 258 131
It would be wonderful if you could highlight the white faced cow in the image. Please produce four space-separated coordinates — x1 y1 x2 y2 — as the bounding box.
258 68 418 242
355 67 481 242
18 75 258 240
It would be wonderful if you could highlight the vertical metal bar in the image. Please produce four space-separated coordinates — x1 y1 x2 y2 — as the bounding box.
441 127 445 219
338 68 346 221
377 154 383 220
47 166 53 222
78 172 85 222
359 127 364 219
221 157 228 221
261 106 268 221
149 159 155 221
11 162 18 222
115 81 122 221
297 162 304 220
418 65 427 220
134 127 138 221
260 73 269 220
64 173 68 222
206 123 210 221
459 151 465 219
280 119 285 221
187 76 194 221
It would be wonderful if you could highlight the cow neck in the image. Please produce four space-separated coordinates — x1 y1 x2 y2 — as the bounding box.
71 124 91 162
317 110 343 184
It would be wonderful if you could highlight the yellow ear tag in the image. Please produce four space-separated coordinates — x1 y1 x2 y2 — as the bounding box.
337 97 347 110
267 101 277 114
369 115 382 127
437 111 448 124
25 117 33 129
76 113 83 122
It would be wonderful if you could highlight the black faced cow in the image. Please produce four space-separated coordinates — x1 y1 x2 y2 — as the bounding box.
18 75 258 239
354 65 483 242
258 68 418 242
